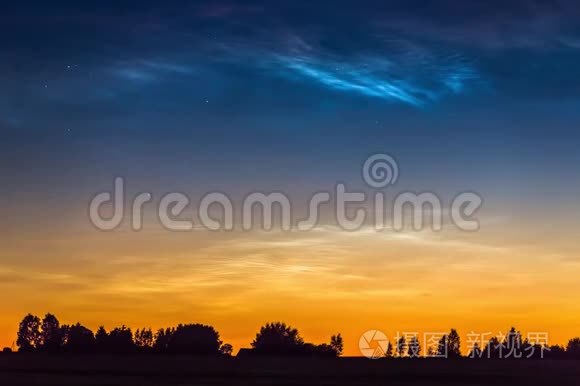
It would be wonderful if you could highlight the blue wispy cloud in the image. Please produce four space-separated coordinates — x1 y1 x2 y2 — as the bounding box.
277 54 478 106
112 60 195 83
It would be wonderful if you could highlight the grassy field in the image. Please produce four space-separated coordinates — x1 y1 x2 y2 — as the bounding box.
0 355 579 385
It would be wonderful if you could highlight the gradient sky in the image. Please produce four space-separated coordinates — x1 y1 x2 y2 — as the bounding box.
1 0 580 355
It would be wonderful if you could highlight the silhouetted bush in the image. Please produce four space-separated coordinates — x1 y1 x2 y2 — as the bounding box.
251 322 342 357
153 327 174 353
107 326 135 354
566 338 580 359
166 324 222 356
62 323 95 353
546 345 567 359
219 343 233 356
252 322 304 356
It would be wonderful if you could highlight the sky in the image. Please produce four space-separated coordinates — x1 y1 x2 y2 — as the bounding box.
1 0 580 355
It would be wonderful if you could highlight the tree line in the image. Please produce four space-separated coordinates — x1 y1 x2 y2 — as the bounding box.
13 314 343 357
10 313 580 359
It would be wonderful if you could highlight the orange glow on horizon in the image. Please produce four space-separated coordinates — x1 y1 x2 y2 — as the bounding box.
1 219 579 356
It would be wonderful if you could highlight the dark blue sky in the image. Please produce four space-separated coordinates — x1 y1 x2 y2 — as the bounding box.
1 0 580 226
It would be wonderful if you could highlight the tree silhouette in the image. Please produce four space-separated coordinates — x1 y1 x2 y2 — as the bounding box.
40 313 63 353
249 322 341 357
566 337 580 358
63 323 95 353
468 342 482 358
407 336 421 358
547 345 566 359
503 327 523 359
437 329 461 358
330 334 344 356
310 343 336 357
95 326 108 353
251 322 304 356
153 327 174 353
384 342 393 358
219 343 233 356
396 336 406 357
436 335 447 357
134 328 154 352
166 324 222 355
522 338 548 359
447 329 461 358
483 336 501 359
16 314 42 352
107 326 135 354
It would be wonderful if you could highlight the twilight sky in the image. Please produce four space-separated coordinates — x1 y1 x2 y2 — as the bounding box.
1 0 580 354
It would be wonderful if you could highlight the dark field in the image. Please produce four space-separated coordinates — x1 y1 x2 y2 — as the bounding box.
1 355 579 385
